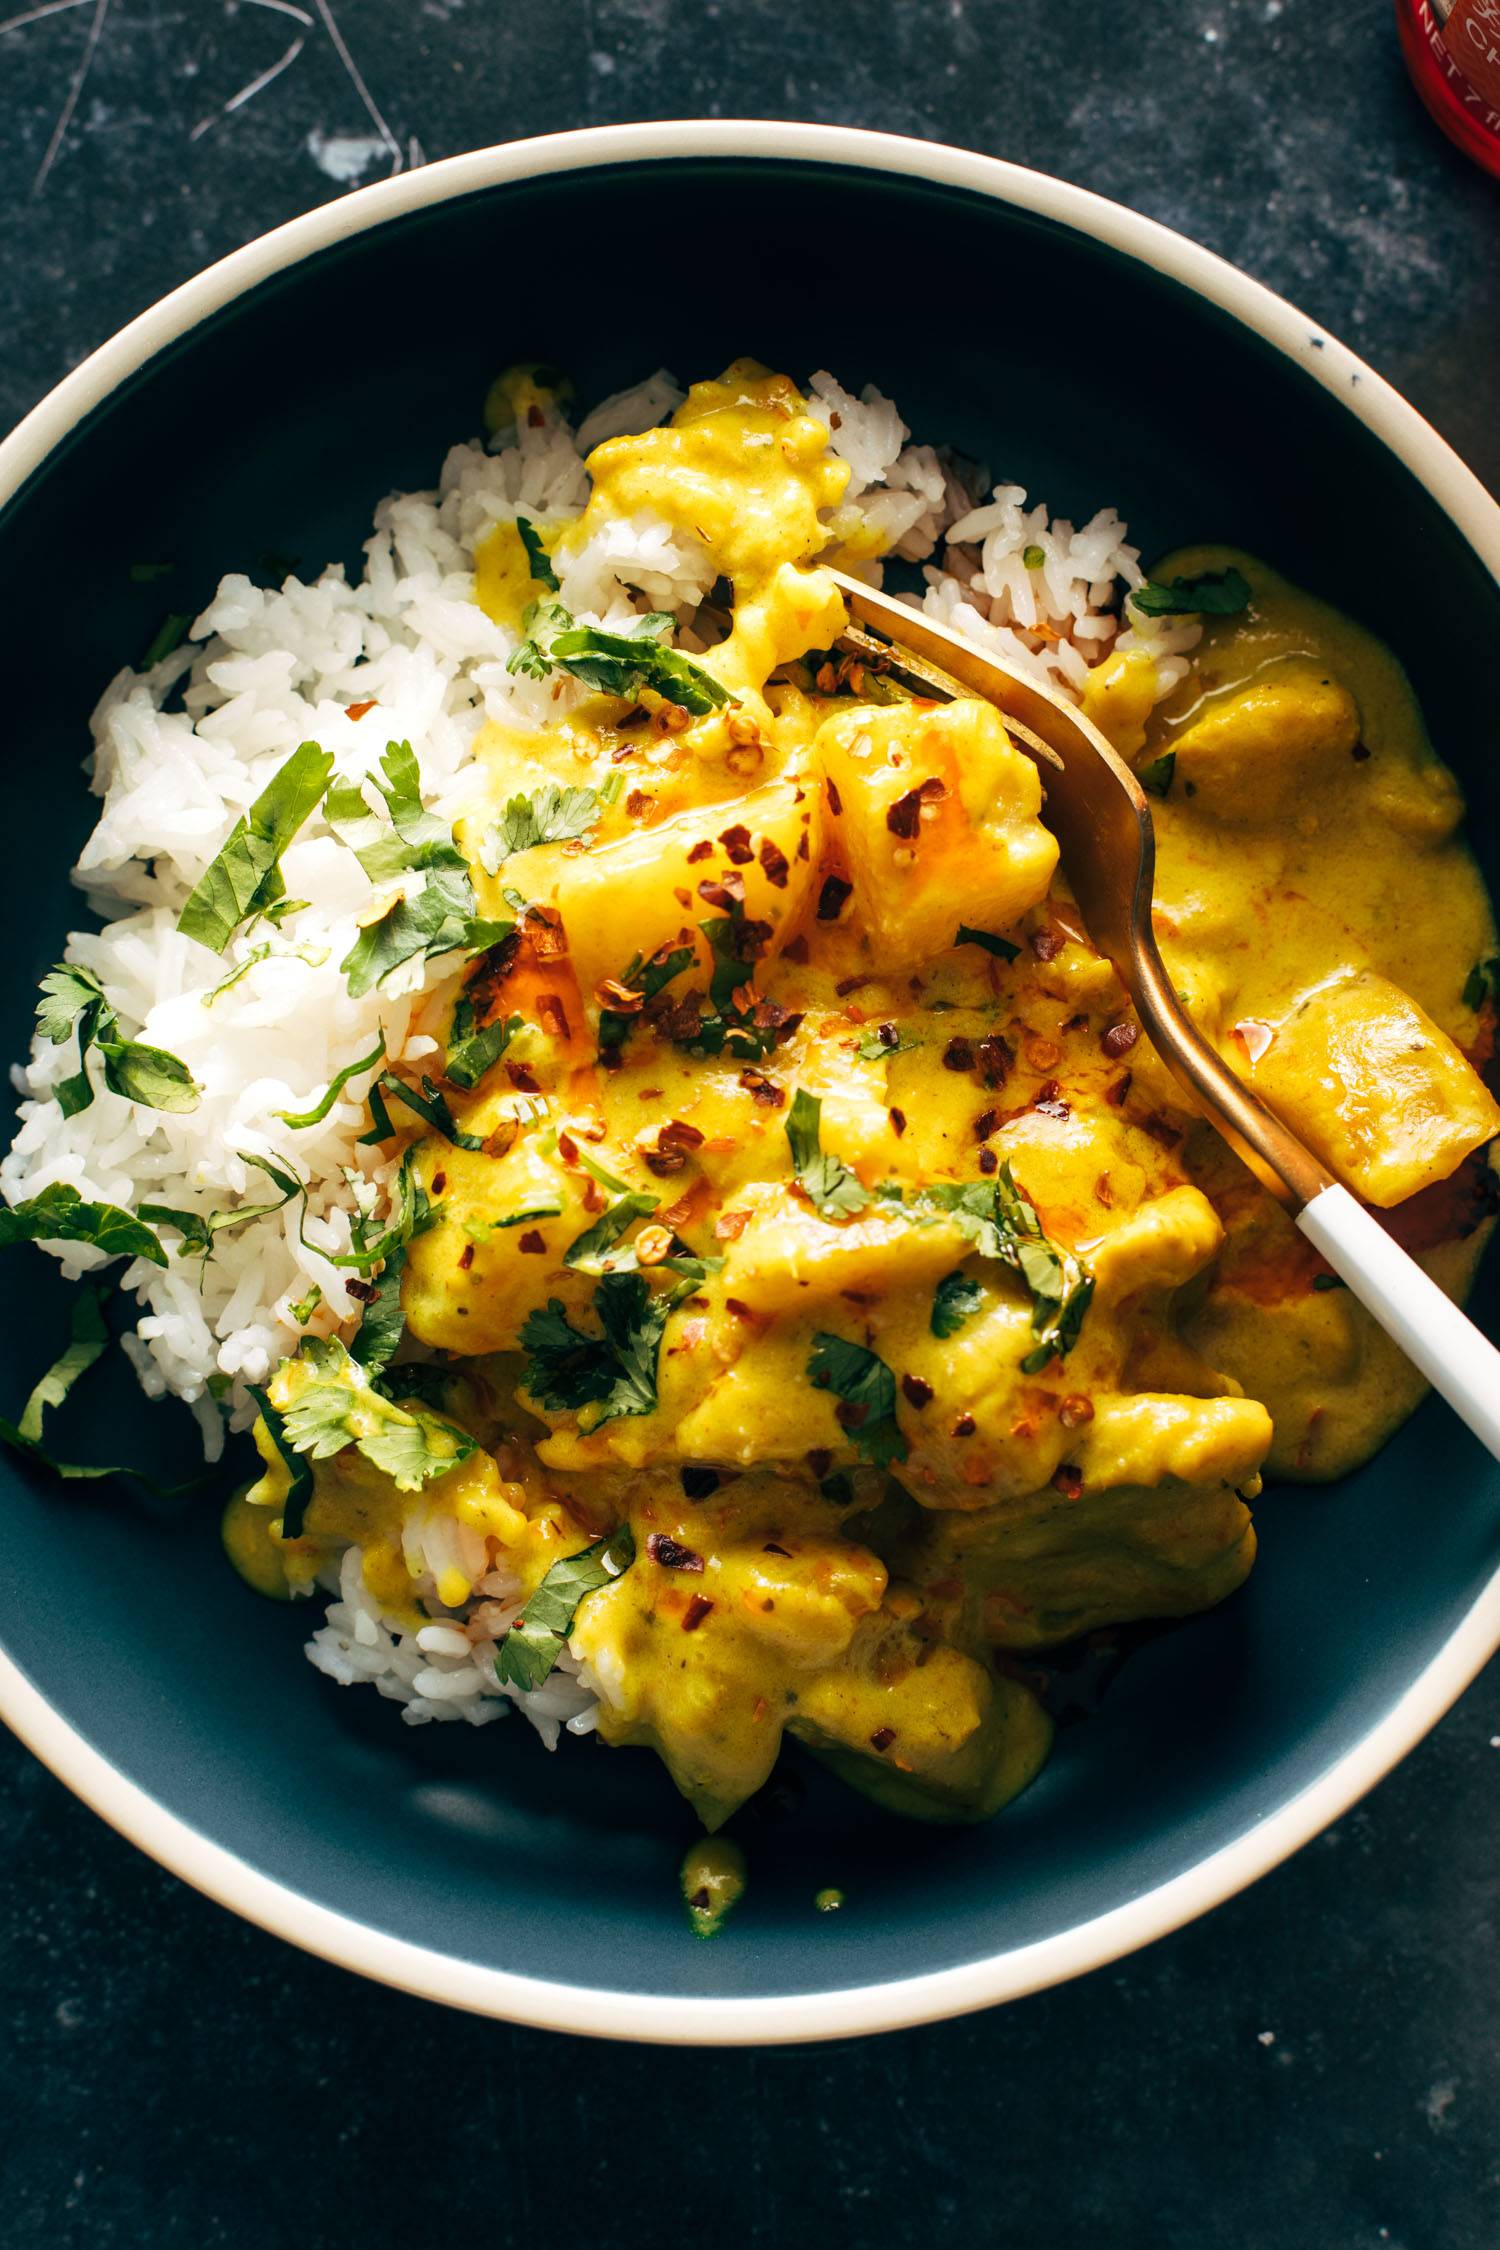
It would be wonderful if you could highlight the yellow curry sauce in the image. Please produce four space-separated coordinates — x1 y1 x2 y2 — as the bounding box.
238 361 1500 1830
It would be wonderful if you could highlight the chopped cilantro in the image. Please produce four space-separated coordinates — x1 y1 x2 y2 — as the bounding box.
515 515 561 592
142 1152 304 1265
919 1165 1093 1372
931 1270 984 1339
288 1285 323 1325
36 962 200 1118
480 783 599 874
275 1335 477 1494
246 1383 315 1539
445 1002 522 1091
178 742 335 955
507 598 731 714
1137 752 1175 799
599 943 696 1053
955 925 1020 962
139 612 192 671
519 1273 671 1427
495 1526 635 1693
786 1088 871 1219
0 1182 166 1267
277 1034 386 1129
1129 567 1251 619
330 743 510 995
807 1333 908 1468
1463 957 1500 1011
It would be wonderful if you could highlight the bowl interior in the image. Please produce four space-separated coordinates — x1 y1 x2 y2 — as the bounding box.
2 155 1497 2013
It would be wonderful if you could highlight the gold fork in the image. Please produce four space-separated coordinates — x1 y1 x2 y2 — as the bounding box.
824 566 1500 1461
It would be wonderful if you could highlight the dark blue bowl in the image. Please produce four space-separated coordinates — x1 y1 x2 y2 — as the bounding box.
1 126 1497 2042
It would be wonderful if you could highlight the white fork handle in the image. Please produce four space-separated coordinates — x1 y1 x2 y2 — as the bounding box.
1297 1182 1500 1461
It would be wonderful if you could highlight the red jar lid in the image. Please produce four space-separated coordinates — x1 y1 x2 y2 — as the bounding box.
1396 0 1500 174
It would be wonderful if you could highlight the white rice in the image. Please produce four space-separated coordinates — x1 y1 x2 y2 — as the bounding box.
1 364 1197 1738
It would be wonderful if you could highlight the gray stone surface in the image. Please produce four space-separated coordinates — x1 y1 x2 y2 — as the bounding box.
2 4 1498 2244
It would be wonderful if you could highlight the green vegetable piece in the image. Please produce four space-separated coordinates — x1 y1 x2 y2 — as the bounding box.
275 1335 476 1496
1463 956 1500 1011
814 1887 845 1914
341 867 511 998
347 1250 408 1379
515 515 561 592
289 1285 323 1325
0 1183 166 1267
563 1183 660 1274
36 962 200 1117
495 1525 635 1694
807 1332 908 1468
1022 544 1046 571
360 1069 485 1152
177 742 335 955
0 1287 129 1484
598 942 696 1053
246 1382 316 1540
142 1152 304 1265
519 1273 671 1427
931 1269 984 1339
786 1089 871 1220
140 612 192 671
445 1003 521 1091
681 1837 748 1940
1137 752 1175 799
277 1034 386 1129
955 925 1020 961
507 598 731 714
480 783 599 873
1129 566 1252 618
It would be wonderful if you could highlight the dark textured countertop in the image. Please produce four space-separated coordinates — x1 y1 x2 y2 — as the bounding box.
3 7 1499 2246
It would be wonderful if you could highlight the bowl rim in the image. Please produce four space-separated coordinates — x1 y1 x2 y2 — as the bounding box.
1 118 1498 2047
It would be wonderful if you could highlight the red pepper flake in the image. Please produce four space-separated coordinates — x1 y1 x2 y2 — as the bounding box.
624 789 652 818
686 839 713 864
698 871 745 912
1058 1395 1094 1430
943 1037 975 1072
835 1398 870 1431
520 904 568 960
346 698 377 721
886 787 924 840
1104 1071 1132 1108
758 836 790 888
977 1035 1015 1088
537 993 571 1041
834 974 871 998
1034 1086 1072 1121
826 778 843 816
644 1144 688 1177
518 1230 547 1254
713 1209 750 1242
952 1413 977 1438
431 1171 447 1196
974 1107 1001 1141
1052 1464 1084 1499
1030 925 1064 962
506 1061 541 1093
646 1532 704 1573
763 1540 791 1557
869 1726 897 1753
659 1118 706 1152
724 1298 756 1322
739 1069 784 1108
806 1449 833 1478
978 1147 998 1175
345 1277 378 1303
889 1106 907 1137
718 823 755 865
1101 1019 1139 1059
817 875 852 921
901 1373 933 1409
681 1594 714 1632
457 1242 475 1271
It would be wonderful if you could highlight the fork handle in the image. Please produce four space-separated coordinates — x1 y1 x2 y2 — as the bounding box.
1297 1183 1500 1460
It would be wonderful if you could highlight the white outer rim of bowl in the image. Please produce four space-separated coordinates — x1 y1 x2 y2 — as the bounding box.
1 120 1498 2047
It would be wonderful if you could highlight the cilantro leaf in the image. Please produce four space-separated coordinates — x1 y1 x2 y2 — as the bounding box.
358 1069 485 1152
140 612 192 671
341 865 511 998
507 599 731 715
598 942 696 1053
445 1002 522 1091
1137 752 1175 799
480 783 599 874
856 1029 921 1061
0 1183 166 1267
36 962 200 1117
807 1332 908 1468
563 1183 660 1274
919 1164 1093 1373
246 1382 316 1539
330 743 509 995
141 1152 303 1264
1129 567 1251 618
277 1034 386 1129
515 515 561 592
495 1526 635 1693
276 1336 476 1493
519 1272 669 1427
955 925 1020 961
1463 956 1500 1011
786 1088 871 1219
931 1270 984 1339
177 742 334 954
0 1287 140 1485
348 1250 408 1378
